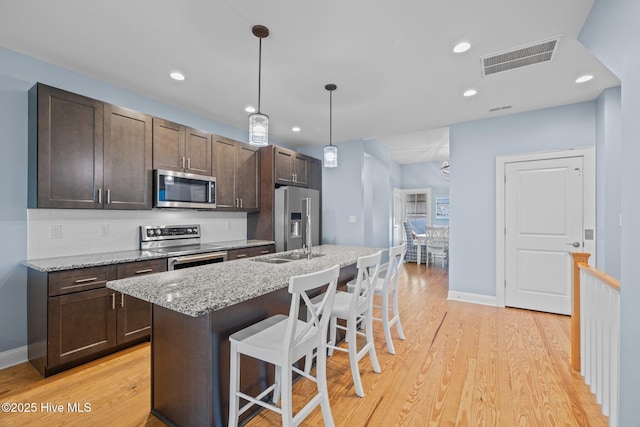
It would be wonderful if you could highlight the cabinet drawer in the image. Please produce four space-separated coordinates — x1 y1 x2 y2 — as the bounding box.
249 245 275 257
116 259 167 278
49 266 116 297
227 245 275 260
226 248 251 261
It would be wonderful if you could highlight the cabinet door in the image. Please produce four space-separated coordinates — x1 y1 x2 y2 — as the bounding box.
104 105 153 209
236 144 259 210
185 128 212 176
115 259 166 344
34 84 104 208
212 136 237 208
153 118 185 172
274 147 294 184
48 287 116 368
293 154 309 187
308 157 322 190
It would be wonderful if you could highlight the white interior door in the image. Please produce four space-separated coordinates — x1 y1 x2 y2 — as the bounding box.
505 156 583 315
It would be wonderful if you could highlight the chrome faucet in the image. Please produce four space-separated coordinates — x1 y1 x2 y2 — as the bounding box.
302 197 312 259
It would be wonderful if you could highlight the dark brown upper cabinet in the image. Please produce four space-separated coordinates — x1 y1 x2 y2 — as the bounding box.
28 84 153 209
152 118 212 176
274 146 309 187
212 135 259 211
104 105 153 209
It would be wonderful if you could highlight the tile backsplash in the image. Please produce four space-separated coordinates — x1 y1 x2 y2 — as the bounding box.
27 209 247 259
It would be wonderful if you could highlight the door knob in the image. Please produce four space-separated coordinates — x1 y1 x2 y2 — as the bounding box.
566 242 580 248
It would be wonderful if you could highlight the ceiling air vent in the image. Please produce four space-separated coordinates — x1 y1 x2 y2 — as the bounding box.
482 37 560 76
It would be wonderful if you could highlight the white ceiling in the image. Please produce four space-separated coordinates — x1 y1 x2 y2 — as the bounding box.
0 0 619 164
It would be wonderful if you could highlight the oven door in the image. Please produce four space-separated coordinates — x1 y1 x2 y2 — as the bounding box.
168 251 227 270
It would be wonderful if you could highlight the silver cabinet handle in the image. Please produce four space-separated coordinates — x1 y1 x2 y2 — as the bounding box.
135 268 153 274
240 198 243 209
181 157 186 169
75 277 98 284
187 158 191 170
106 189 111 204
97 188 103 204
566 242 580 248
235 253 247 258
120 293 125 308
111 293 116 310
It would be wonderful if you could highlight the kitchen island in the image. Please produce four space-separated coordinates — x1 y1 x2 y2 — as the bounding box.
106 245 380 427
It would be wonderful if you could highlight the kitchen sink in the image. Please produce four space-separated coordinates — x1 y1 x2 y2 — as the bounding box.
252 252 325 264
255 258 293 264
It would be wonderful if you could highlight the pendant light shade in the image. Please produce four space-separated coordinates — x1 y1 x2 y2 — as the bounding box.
249 112 268 146
249 25 269 147
323 84 338 168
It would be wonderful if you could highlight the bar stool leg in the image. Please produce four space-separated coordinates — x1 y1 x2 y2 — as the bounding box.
228 342 240 427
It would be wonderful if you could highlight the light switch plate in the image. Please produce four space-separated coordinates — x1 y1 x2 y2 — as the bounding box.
348 216 356 223
584 229 594 240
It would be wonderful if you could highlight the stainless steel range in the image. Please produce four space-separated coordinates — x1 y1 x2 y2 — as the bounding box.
140 224 227 270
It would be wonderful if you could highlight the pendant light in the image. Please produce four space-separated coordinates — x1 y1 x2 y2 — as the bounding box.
249 25 269 146
323 84 338 168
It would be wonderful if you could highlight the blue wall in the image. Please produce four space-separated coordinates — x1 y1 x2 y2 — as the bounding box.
581 1 640 424
449 101 596 296
595 87 622 278
301 139 396 249
0 76 29 353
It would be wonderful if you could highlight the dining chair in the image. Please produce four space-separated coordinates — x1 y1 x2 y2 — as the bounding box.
403 221 427 264
426 226 448 267
228 264 340 427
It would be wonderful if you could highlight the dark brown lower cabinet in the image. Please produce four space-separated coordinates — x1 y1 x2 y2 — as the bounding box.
28 259 166 377
116 293 153 344
47 287 117 368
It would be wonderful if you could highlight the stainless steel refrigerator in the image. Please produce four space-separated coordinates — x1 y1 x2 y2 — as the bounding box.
274 186 320 252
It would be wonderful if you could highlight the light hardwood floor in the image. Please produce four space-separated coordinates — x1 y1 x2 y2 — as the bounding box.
0 263 607 426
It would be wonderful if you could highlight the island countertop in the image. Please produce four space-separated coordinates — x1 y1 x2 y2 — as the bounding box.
106 245 381 317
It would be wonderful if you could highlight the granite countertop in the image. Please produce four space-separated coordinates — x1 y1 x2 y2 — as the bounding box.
22 240 275 272
106 245 382 317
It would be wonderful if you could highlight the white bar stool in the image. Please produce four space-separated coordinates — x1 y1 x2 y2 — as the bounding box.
315 251 382 398
372 243 407 354
228 264 340 427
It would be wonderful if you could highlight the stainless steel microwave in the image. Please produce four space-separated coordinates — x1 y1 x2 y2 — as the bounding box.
154 169 216 209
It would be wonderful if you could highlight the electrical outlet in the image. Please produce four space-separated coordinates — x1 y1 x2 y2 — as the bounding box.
100 224 110 237
50 224 62 239
349 216 356 223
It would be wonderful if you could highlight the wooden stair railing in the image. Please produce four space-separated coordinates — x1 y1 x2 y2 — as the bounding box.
571 252 621 427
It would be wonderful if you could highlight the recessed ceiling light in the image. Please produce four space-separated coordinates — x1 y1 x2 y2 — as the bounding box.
453 42 471 53
245 106 256 113
292 126 301 132
463 89 477 97
576 74 594 83
170 71 185 81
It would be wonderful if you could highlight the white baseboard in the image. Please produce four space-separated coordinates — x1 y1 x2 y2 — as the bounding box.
0 346 28 370
448 291 498 307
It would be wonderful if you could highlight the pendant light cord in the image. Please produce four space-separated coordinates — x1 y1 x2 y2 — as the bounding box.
329 89 333 147
257 37 262 113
